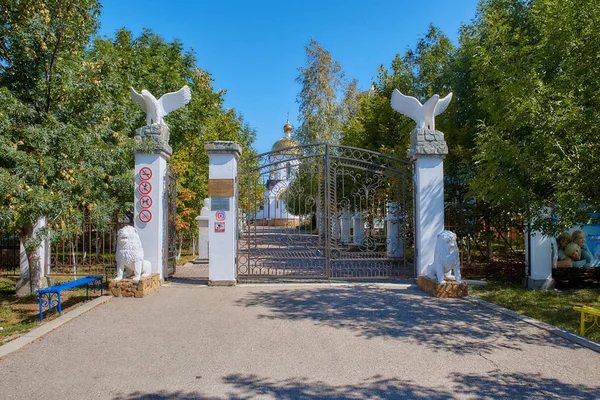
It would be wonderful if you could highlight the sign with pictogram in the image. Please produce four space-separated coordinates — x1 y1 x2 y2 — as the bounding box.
139 195 153 209
139 167 152 181
214 222 225 233
138 209 152 224
215 211 226 221
138 181 152 195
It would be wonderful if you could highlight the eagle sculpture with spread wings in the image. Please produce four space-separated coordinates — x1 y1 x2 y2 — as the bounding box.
390 89 452 131
130 85 192 126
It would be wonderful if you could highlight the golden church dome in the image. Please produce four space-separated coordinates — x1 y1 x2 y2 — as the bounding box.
271 137 301 152
271 119 302 155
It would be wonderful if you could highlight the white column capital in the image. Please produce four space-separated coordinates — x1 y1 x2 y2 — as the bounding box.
204 141 242 158
407 128 448 160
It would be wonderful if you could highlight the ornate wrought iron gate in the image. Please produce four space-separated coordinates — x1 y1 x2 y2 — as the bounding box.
165 164 177 277
237 143 414 280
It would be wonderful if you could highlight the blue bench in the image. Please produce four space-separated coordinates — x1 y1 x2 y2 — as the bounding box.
37 276 103 321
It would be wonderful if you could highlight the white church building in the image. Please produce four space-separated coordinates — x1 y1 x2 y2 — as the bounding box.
255 120 302 227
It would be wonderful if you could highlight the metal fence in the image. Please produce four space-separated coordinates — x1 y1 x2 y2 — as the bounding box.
49 220 129 277
445 207 526 283
0 235 20 275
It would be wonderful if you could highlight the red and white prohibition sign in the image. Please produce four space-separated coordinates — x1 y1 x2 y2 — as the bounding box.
138 209 152 224
138 167 153 181
138 181 152 195
139 195 153 209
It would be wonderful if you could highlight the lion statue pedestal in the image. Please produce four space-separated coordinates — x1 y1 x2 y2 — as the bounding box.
109 273 160 298
418 230 468 298
418 276 468 298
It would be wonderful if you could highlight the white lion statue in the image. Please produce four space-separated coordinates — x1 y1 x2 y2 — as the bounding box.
426 230 463 284
114 225 151 282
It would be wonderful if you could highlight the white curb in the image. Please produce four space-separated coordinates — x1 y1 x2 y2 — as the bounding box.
465 295 600 354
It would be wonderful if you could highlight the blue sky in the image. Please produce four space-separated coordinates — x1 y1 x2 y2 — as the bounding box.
98 0 480 154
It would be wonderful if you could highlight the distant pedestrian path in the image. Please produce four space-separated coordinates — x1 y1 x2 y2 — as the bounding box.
169 261 208 284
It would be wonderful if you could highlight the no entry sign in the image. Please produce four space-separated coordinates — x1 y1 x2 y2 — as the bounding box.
138 209 152 224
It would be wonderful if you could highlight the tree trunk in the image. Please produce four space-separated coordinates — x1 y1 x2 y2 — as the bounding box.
19 224 42 294
177 235 183 259
466 236 471 266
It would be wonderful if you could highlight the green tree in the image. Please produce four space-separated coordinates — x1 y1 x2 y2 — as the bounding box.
295 38 346 145
0 0 111 292
341 25 455 159
0 2 257 291
467 0 600 234
77 28 258 253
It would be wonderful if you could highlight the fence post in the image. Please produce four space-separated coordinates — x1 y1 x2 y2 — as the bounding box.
205 141 241 286
525 228 554 289
195 198 210 262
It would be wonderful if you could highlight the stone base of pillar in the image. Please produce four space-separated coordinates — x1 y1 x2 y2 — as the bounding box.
208 280 236 287
418 276 469 298
109 273 160 298
15 277 50 296
15 278 32 296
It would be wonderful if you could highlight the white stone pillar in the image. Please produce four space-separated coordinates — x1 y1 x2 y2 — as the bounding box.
205 141 241 286
134 124 172 280
386 202 403 258
353 212 365 245
195 198 210 261
525 229 553 289
340 210 352 243
409 128 448 277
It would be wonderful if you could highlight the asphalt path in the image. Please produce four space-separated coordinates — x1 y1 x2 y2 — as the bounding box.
1 283 599 399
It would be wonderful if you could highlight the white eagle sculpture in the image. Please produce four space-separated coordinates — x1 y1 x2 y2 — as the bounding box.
130 85 192 126
390 89 452 131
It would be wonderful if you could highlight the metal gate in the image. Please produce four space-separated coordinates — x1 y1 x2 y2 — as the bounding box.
165 164 177 277
237 143 414 280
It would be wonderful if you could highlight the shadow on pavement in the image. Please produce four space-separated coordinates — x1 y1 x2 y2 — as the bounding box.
235 285 578 355
168 277 209 285
113 371 599 399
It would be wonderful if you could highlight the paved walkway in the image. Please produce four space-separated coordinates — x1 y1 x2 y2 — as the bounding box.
1 281 599 399
170 261 208 284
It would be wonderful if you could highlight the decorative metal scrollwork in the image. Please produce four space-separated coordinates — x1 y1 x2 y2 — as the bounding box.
41 292 59 311
237 143 414 280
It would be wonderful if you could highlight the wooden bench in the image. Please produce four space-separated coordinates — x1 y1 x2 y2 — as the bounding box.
37 276 103 321
573 305 600 337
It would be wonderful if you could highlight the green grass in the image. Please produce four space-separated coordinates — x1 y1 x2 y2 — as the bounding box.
0 277 40 340
471 282 600 342
0 276 103 343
